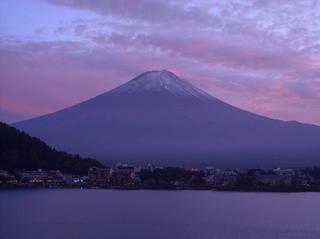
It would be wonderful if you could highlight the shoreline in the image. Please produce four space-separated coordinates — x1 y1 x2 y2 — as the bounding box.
1 185 319 193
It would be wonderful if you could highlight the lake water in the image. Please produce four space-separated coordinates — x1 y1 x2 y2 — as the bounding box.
0 189 320 239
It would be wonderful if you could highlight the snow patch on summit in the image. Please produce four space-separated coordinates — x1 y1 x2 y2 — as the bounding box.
111 70 213 99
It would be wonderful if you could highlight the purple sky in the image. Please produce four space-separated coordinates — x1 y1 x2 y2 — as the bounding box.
0 0 319 125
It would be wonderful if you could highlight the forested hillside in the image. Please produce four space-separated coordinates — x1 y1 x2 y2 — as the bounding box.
0 122 104 175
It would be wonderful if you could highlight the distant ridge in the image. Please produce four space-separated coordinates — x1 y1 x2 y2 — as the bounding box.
13 70 320 167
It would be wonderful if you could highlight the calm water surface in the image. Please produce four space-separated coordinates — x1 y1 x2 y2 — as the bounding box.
0 189 320 239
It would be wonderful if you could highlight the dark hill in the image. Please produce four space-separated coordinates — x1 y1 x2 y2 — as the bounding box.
0 122 104 175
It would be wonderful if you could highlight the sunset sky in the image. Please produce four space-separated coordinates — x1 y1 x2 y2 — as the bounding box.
0 0 319 125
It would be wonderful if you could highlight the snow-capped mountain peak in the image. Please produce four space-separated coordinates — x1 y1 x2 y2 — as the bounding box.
111 70 212 99
13 70 320 167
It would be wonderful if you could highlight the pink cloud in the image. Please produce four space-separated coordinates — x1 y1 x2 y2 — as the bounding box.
1 39 319 125
1 0 319 125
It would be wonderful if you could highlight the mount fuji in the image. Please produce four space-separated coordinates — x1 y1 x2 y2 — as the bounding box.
13 70 320 167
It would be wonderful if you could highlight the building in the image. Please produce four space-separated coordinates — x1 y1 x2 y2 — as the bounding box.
0 170 15 184
205 174 215 186
111 164 135 186
88 167 110 185
204 167 215 176
213 170 238 187
62 174 73 185
256 172 292 186
21 169 48 184
273 168 295 176
46 170 64 184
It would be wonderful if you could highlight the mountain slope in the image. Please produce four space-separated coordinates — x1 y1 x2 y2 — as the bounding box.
13 70 320 167
0 122 104 174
